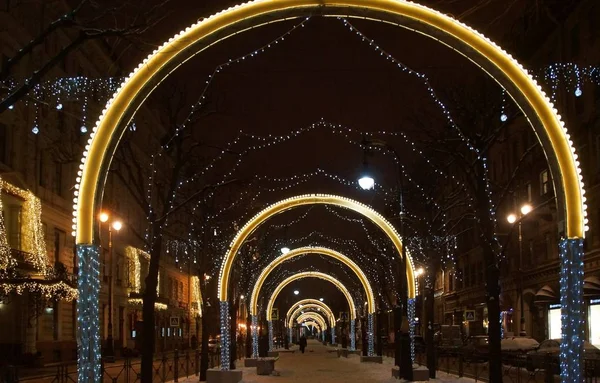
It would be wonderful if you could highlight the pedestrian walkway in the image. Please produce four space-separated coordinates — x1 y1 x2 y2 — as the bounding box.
174 339 476 383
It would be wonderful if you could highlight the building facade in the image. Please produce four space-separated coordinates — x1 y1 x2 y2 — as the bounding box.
434 0 600 346
0 1 202 364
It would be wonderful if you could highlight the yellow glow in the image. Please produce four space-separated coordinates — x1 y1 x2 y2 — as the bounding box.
288 303 335 328
296 313 327 330
507 213 517 224
112 221 123 231
75 1 585 270
220 195 416 302
285 299 335 327
99 212 109 223
266 271 356 321
0 177 47 272
521 204 533 215
250 246 375 316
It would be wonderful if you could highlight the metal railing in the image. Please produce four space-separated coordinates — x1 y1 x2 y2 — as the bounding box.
382 347 600 383
0 345 245 383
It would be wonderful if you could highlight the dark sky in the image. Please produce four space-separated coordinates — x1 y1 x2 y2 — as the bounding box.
111 0 578 312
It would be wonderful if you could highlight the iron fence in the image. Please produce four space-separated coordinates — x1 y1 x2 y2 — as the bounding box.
0 345 244 383
383 347 600 383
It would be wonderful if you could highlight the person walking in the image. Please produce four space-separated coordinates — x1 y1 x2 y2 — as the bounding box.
299 335 307 354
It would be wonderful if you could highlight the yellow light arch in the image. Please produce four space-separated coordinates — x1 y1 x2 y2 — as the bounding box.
267 271 356 321
250 246 375 316
296 313 327 330
288 304 335 328
301 321 321 332
221 195 415 302
285 299 335 326
74 0 587 255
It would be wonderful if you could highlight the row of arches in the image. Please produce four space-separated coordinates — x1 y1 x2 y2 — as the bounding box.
72 0 587 381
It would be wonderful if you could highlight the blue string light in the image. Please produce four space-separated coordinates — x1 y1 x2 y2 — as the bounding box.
219 301 230 370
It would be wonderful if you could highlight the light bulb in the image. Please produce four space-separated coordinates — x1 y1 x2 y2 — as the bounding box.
575 87 582 97
500 113 508 122
358 175 375 190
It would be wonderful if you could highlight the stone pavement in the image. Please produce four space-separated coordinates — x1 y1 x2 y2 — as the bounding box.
177 339 475 383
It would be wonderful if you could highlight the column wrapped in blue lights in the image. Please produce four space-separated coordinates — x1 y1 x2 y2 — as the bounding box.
350 320 356 351
321 330 325 342
559 238 584 383
219 301 230 370
367 314 374 356
331 326 335 345
268 320 274 351
408 298 416 362
251 315 259 358
76 244 101 383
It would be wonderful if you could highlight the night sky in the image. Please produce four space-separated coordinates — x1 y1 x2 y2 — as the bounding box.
105 0 580 318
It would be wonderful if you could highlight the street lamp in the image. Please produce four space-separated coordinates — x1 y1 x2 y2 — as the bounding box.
294 290 300 295
506 203 532 336
98 211 123 361
281 247 290 254
319 298 324 302
359 138 412 379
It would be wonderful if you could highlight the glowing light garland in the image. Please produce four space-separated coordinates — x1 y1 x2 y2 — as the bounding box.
0 178 47 272
124 246 149 293
0 195 16 273
0 280 77 300
127 298 167 311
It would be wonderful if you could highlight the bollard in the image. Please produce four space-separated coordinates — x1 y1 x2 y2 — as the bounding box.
174 349 179 382
544 353 553 383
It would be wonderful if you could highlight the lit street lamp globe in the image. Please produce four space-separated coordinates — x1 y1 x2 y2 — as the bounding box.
281 247 290 254
507 214 517 224
294 290 300 295
358 175 375 190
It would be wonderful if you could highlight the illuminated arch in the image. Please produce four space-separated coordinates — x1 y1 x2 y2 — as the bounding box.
296 312 327 330
288 304 335 328
222 195 416 303
287 303 335 328
301 321 321 332
267 271 356 321
72 0 589 377
250 246 375 316
285 299 335 327
74 0 586 250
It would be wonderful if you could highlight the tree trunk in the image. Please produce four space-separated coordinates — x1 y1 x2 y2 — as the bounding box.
475 171 503 383
246 315 252 357
425 281 436 378
200 300 209 381
140 231 162 383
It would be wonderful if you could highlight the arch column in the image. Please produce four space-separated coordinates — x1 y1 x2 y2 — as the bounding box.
219 301 231 370
76 245 101 383
367 314 374 356
251 315 258 358
268 320 274 351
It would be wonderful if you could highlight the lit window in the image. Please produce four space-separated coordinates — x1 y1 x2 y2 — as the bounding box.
540 170 550 195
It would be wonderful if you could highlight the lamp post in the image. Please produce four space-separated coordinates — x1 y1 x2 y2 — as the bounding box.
99 212 123 361
358 138 412 380
506 203 532 336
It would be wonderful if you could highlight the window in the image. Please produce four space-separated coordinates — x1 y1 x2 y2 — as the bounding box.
54 162 63 196
570 25 580 56
540 170 550 195
545 233 552 260
54 229 65 263
0 123 6 164
39 153 46 187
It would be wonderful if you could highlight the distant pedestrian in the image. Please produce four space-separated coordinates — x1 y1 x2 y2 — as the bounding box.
299 335 307 353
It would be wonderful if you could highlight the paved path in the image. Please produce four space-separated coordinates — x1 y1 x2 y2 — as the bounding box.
228 340 473 383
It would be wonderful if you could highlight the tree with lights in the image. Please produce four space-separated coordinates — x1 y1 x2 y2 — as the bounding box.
0 0 169 114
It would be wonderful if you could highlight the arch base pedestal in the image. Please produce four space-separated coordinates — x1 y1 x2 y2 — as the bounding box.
207 369 242 383
361 356 383 364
